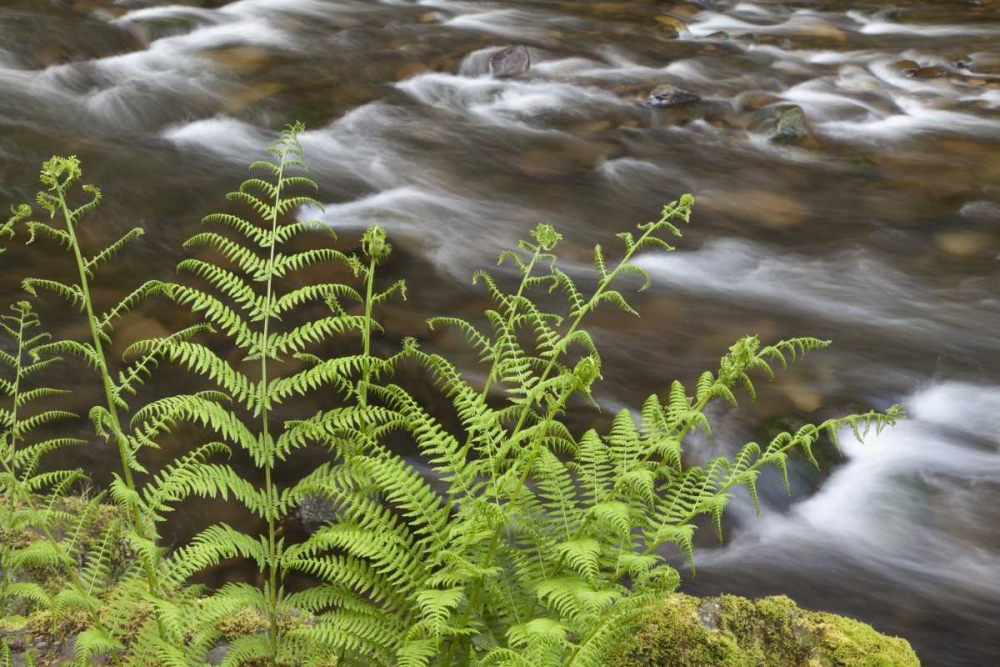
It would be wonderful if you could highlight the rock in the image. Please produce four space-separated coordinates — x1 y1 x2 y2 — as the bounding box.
706 189 811 228
207 642 230 666
655 15 687 36
950 53 974 69
789 21 846 42
298 495 337 532
647 84 701 108
935 231 992 256
706 30 730 40
910 65 947 79
396 62 429 80
696 600 723 631
772 104 810 143
607 594 921 667
418 11 444 24
489 45 531 78
891 59 922 76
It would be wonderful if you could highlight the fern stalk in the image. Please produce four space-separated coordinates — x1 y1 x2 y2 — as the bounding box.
51 181 162 597
258 144 287 661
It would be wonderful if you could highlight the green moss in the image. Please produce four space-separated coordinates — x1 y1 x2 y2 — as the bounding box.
608 594 920 667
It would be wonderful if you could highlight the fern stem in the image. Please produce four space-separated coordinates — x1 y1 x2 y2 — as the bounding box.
359 255 377 408
54 187 166 636
260 147 289 664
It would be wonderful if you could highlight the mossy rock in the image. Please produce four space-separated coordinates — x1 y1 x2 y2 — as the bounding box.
609 594 920 667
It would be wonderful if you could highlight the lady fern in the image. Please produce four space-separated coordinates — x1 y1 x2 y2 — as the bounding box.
0 302 87 619
156 123 393 666
0 133 903 667
12 156 232 661
0 302 136 667
293 208 901 667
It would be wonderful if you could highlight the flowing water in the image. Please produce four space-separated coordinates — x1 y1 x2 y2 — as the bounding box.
1 0 999 664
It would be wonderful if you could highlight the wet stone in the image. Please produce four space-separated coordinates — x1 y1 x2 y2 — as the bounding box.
418 11 444 24
489 45 531 79
654 15 687 36
773 105 809 143
910 65 948 79
647 84 701 108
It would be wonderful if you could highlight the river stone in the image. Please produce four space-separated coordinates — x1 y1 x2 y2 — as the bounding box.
489 45 531 78
655 15 687 36
706 189 810 228
773 104 809 143
648 84 701 108
936 231 992 256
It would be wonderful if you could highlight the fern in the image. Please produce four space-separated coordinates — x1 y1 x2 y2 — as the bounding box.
0 302 133 667
13 156 242 660
293 203 901 667
0 139 903 667
157 123 386 666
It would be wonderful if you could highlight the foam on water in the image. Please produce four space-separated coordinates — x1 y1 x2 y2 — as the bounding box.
396 72 627 127
445 9 568 41
164 116 273 158
819 95 1000 141
848 11 1000 37
635 239 1000 355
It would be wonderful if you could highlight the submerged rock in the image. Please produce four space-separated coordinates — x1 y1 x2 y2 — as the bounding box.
648 84 701 108
608 594 920 667
772 104 810 144
655 15 687 38
489 45 531 78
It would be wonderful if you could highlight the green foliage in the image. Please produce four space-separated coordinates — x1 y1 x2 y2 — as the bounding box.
0 302 86 618
0 128 903 667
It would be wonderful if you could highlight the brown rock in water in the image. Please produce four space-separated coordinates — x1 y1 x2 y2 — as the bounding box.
655 15 687 36
891 59 922 77
489 45 531 78
706 189 811 228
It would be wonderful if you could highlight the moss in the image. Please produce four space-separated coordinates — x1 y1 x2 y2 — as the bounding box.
608 594 920 667
216 606 272 641
25 609 90 643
